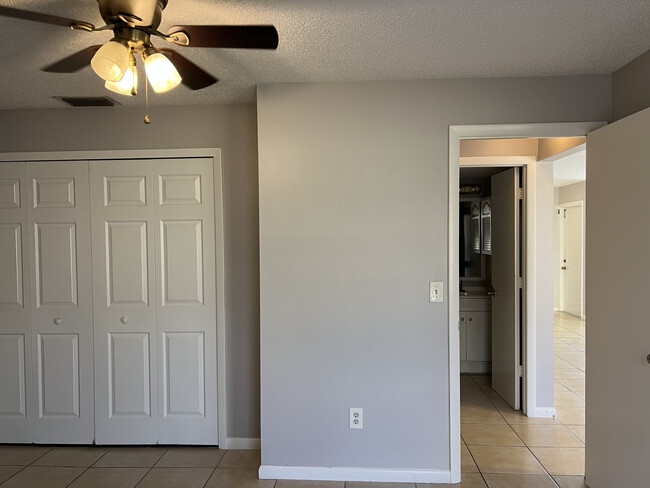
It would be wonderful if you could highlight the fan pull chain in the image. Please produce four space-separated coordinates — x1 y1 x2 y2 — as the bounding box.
144 78 151 124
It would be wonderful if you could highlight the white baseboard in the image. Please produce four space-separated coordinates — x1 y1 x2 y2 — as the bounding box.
259 465 451 483
225 437 261 450
533 407 557 418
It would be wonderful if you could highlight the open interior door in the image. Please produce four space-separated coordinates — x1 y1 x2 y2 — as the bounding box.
586 107 650 487
491 168 521 410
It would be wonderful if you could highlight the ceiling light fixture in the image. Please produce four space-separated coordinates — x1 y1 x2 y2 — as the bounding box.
143 46 182 93
91 38 130 82
105 52 138 96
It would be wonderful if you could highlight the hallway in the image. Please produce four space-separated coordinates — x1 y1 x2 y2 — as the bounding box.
459 312 587 487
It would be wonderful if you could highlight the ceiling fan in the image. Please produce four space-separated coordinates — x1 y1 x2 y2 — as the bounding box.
0 0 279 96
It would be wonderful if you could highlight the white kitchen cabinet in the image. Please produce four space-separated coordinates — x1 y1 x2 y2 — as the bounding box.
459 296 492 373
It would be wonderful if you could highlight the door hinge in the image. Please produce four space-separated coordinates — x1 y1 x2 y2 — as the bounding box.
518 365 524 378
518 188 524 200
517 277 524 288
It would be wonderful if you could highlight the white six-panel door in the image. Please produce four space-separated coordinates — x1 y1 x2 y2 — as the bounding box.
0 163 31 442
90 160 158 444
154 158 216 444
27 161 94 443
0 157 217 445
90 158 217 445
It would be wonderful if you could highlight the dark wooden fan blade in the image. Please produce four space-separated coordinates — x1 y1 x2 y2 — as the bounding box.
167 25 278 49
160 49 218 90
42 46 102 73
0 6 93 29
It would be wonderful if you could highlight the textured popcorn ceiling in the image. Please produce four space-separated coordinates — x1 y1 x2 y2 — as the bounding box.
0 0 649 108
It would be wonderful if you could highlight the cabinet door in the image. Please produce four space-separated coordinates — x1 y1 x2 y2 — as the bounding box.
0 163 31 442
466 311 491 362
90 161 158 444
154 158 217 444
459 313 467 361
27 161 94 443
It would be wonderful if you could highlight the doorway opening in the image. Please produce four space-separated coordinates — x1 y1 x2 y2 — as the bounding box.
447 123 604 483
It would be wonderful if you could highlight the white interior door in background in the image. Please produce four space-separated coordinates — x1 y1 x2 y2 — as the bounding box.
27 161 94 443
586 107 650 488
91 160 158 444
154 158 217 444
491 168 522 410
559 203 583 317
0 163 31 442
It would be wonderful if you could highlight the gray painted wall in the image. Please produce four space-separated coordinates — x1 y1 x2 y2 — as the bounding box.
257 76 610 471
612 49 650 121
0 104 261 440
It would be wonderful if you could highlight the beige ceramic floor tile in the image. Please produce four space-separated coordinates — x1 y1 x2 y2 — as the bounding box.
0 446 51 466
478 387 508 406
0 466 23 484
94 447 167 467
217 450 261 469
1 466 85 488
461 388 492 405
205 468 275 488
466 446 545 475
553 391 584 407
510 425 583 447
529 447 584 476
482 473 558 487
552 475 589 487
553 358 574 369
135 467 214 488
346 483 415 488
554 369 585 380
555 407 585 426
565 425 585 443
275 480 345 488
461 405 506 424
461 444 479 473
417 472 486 487
495 406 559 425
32 447 109 467
68 467 149 488
557 379 585 392
461 424 523 446
155 447 225 467
470 375 492 388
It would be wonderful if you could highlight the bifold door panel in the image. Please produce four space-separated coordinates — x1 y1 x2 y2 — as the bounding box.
0 158 217 445
28 161 94 444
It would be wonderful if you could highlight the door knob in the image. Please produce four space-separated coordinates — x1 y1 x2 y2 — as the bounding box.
53 317 62 325
120 316 129 324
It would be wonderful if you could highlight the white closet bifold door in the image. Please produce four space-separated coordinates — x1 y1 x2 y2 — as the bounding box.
90 160 158 444
27 161 94 444
0 162 31 442
154 158 217 445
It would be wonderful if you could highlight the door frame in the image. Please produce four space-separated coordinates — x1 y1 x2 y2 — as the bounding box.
447 122 604 483
557 200 585 318
0 147 227 448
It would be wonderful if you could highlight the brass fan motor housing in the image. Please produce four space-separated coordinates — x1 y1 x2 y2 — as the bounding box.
97 0 168 28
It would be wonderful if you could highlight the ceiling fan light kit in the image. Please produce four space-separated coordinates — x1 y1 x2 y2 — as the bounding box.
0 0 279 103
143 47 182 93
105 52 138 96
91 38 131 82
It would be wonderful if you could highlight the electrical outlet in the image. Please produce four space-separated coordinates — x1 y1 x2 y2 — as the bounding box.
349 407 363 429
429 281 444 303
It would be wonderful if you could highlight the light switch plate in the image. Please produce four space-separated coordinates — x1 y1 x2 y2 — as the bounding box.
429 281 444 303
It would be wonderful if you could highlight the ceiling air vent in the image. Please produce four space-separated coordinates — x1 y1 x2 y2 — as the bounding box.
54 96 121 107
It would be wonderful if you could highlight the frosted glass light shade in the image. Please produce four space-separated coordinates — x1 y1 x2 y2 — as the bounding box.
144 52 182 93
91 40 130 82
105 63 138 96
